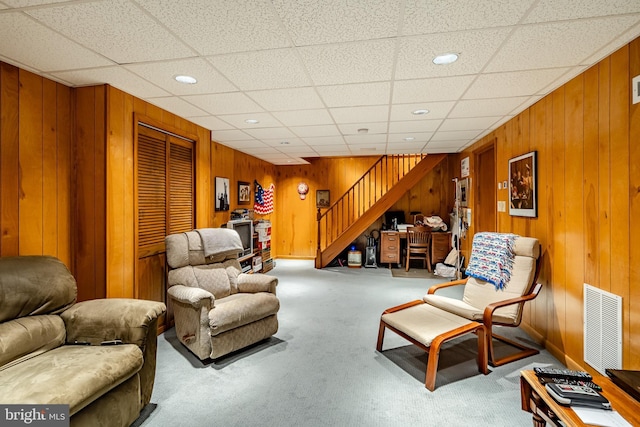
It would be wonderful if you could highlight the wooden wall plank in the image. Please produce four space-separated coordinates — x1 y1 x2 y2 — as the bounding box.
0 63 20 256
583 67 599 289
564 74 585 362
42 78 58 257
609 46 631 365
628 38 640 368
56 82 72 267
18 70 43 255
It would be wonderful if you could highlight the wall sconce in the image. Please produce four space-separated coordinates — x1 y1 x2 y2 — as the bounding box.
297 182 309 200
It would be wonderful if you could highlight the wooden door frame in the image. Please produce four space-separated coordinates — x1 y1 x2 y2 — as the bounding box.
473 139 497 233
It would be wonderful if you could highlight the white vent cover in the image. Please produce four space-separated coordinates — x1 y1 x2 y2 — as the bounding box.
584 283 622 375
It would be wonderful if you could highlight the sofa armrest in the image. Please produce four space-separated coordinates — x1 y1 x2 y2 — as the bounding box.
237 273 278 294
167 285 214 309
61 299 166 348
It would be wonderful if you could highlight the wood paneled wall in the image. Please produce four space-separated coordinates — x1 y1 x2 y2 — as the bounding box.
274 155 455 258
0 63 72 267
457 39 640 371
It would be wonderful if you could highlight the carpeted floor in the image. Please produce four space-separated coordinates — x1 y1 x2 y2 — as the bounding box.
390 267 435 278
142 260 561 427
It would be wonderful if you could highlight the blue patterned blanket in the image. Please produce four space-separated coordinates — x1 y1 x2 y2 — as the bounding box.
465 232 518 290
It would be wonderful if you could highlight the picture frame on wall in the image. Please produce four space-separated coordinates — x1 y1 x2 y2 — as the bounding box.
508 151 537 217
316 190 330 208
457 178 469 207
215 176 230 211
238 181 251 205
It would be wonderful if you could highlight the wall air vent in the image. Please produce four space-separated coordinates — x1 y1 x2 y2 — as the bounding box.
583 283 622 375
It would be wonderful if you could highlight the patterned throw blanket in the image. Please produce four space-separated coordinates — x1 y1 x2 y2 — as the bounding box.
465 232 518 290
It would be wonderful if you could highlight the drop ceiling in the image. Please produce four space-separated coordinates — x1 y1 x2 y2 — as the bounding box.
1 0 639 165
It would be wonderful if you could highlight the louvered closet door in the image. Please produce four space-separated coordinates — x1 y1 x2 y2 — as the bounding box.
136 125 194 330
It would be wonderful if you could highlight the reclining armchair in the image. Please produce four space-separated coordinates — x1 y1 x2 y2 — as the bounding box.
165 228 280 360
377 233 542 390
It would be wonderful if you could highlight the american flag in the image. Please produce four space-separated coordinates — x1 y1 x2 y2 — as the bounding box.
254 180 274 214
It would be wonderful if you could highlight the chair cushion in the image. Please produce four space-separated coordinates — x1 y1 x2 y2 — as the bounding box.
0 344 143 415
0 315 66 370
381 303 478 347
0 256 76 322
208 293 280 336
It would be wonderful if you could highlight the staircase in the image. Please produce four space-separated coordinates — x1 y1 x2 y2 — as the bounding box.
315 154 446 268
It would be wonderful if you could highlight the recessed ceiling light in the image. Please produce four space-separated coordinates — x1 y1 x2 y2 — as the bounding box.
412 109 429 115
245 119 259 124
357 128 369 134
433 53 459 65
280 141 290 145
404 137 415 141
174 75 197 84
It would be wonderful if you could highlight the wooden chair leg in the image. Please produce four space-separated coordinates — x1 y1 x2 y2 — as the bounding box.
425 342 440 391
376 321 386 352
476 326 489 375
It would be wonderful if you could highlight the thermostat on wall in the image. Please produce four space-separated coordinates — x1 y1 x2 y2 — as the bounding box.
633 75 640 105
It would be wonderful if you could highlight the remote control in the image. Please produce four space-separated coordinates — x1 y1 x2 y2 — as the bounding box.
534 367 592 381
538 376 602 392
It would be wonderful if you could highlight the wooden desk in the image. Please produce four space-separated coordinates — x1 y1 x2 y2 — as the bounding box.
380 230 451 268
520 370 640 426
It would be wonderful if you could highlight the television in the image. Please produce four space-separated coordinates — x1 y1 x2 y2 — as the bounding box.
226 219 254 257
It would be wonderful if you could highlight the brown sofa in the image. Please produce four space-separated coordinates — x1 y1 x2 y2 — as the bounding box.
165 228 279 360
0 256 166 426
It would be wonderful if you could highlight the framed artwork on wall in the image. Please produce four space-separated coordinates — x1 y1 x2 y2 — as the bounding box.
457 178 469 207
508 151 537 217
238 181 251 205
215 177 230 211
316 190 330 208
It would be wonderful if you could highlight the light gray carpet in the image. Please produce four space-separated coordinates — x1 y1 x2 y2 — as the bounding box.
143 260 561 427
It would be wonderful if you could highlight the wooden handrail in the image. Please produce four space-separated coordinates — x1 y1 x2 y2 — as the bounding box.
316 154 439 267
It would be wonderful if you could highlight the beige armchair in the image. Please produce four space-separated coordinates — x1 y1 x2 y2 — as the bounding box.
377 233 542 390
165 228 279 360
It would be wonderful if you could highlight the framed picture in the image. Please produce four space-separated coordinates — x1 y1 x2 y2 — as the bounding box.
457 178 469 207
316 190 330 208
215 177 230 211
238 181 251 205
508 151 537 217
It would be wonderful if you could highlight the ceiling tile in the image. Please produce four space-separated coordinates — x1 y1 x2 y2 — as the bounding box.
220 140 270 150
430 130 481 141
146 96 209 118
337 122 388 135
463 68 570 99
317 82 391 107
211 130 253 142
349 143 387 153
125 58 236 96
247 87 324 111
390 101 455 121
272 0 400 46
438 116 502 132
388 120 441 133
387 132 433 143
523 0 640 23
344 134 387 145
583 22 640 65
273 109 334 127
485 16 640 73
0 12 113 72
393 76 476 103
136 0 290 55
182 92 264 115
330 105 389 124
289 125 341 138
244 127 297 140
301 136 346 146
209 49 311 91
312 144 350 153
426 140 471 149
395 28 511 79
51 66 169 98
215 112 282 129
299 39 396 86
262 138 306 147
402 0 534 35
189 116 235 131
449 97 530 118
2 0 68 6
27 0 194 63
386 141 427 153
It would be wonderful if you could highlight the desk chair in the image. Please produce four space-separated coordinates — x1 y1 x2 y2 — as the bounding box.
405 226 432 271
